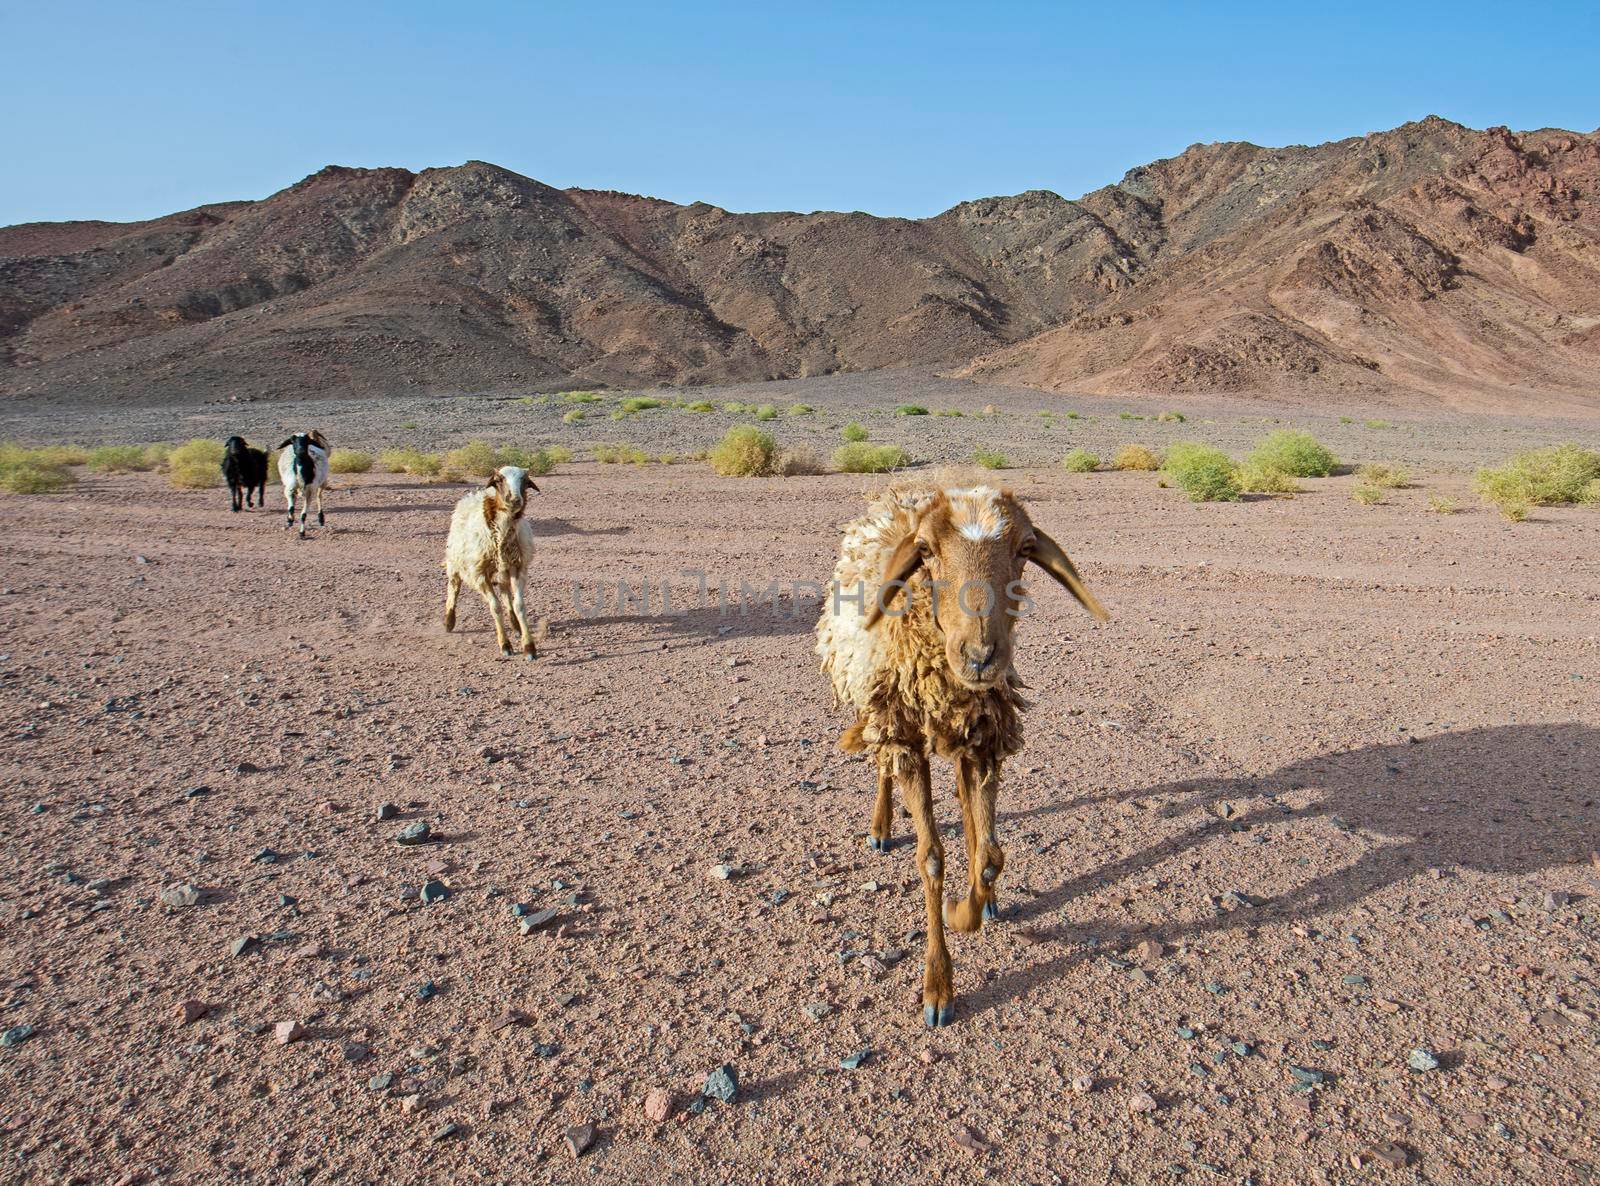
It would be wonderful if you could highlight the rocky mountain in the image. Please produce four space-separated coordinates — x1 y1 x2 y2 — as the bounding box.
3 117 1598 411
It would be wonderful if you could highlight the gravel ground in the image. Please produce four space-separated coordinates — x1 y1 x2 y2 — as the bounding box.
0 383 1598 1184
3 371 1598 471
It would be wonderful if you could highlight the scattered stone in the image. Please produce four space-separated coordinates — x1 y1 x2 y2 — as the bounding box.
803 1001 833 1022
1135 939 1164 964
420 880 449 905
1071 1074 1095 1094
518 908 560 934
179 1000 208 1025
292 942 322 960
1542 890 1571 912
376 802 400 821
951 1123 987 1155
396 821 432 845
1127 1091 1159 1113
414 982 437 1003
184 786 211 799
159 884 201 908
432 1122 460 1142
369 1073 393 1092
702 1064 738 1103
1360 1141 1411 1169
1407 1048 1440 1073
274 1021 307 1045
342 1042 370 1064
564 1124 596 1158
1 1024 37 1048
253 848 280 864
707 863 741 881
401 1094 423 1114
228 936 256 958
1288 1065 1327 1089
643 1087 675 1123
839 1049 872 1070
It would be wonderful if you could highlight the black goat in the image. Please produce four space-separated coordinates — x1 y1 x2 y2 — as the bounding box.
221 436 269 512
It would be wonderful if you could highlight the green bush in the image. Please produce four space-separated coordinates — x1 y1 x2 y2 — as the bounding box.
833 442 909 474
787 403 814 416
683 400 715 413
841 422 869 443
1352 484 1384 505
973 447 1008 470
894 404 929 416
721 401 748 413
1235 462 1299 494
620 396 664 415
168 439 225 469
754 404 779 421
1248 429 1338 477
442 441 500 479
1580 479 1600 506
1474 444 1600 512
164 439 225 488
562 409 585 424
141 443 174 469
560 391 602 404
1157 410 1186 423
1163 442 1241 502
934 408 965 418
709 426 779 476
494 445 560 476
1060 449 1100 473
0 444 78 493
328 449 373 474
379 447 444 478
594 443 652 465
88 445 154 473
1113 444 1162 471
1427 494 1458 514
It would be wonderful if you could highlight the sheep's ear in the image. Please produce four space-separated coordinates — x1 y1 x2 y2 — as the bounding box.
276 438 294 451
524 477 541 496
864 534 925 629
1024 529 1110 622
482 488 500 528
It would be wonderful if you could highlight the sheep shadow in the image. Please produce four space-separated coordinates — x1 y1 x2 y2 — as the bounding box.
546 599 819 644
972 722 1599 1015
536 518 630 538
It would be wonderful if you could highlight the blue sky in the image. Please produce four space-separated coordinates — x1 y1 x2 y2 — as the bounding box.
3 1 1596 226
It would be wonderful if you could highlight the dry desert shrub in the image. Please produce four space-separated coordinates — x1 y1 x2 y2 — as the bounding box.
1235 462 1299 494
1113 444 1162 471
1248 429 1338 477
327 449 373 474
833 442 910 474
1357 462 1410 489
709 426 779 476
1162 441 1241 502
1060 448 1100 473
88 445 155 473
166 439 225 489
972 447 1008 470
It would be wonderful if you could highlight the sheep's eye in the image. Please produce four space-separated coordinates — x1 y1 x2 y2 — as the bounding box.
916 540 934 558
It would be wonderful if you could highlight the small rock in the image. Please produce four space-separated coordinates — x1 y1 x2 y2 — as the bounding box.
396 821 432 845
643 1087 675 1123
413 981 437 1003
228 936 256 958
376 802 400 821
274 1021 307 1045
1071 1074 1095 1094
159 884 201 908
1542 890 1570 912
1361 1141 1410 1169
1135 939 1164 964
369 1072 393 1091
803 1001 833 1022
564 1124 596 1158
401 1094 423 1114
253 848 280 864
420 880 449 905
839 1049 872 1070
1127 1091 1159 1113
707 863 741 881
702 1064 738 1103
342 1042 370 1064
1 1024 37 1048
1406 1048 1440 1073
518 908 560 934
179 1000 208 1025
1288 1065 1327 1089
432 1122 460 1141
951 1123 987 1155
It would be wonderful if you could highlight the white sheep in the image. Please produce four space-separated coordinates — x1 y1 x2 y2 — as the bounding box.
816 483 1108 1026
276 431 330 538
443 465 542 658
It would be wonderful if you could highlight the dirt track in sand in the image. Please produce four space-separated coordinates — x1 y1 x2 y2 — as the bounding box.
1 415 1598 1183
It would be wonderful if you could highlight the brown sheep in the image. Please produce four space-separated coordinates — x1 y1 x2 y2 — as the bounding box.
816 483 1108 1026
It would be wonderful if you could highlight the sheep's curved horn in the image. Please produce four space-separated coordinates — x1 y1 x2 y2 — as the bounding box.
1025 530 1110 622
276 438 294 451
864 534 924 630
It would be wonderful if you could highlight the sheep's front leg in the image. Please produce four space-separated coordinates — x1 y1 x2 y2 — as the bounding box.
945 752 1005 932
315 485 325 527
866 756 893 853
443 572 462 632
508 576 537 659
283 485 297 532
480 588 513 655
230 482 242 513
893 745 953 1027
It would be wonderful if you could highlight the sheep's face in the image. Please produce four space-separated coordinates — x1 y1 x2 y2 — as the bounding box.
487 465 539 516
867 486 1109 690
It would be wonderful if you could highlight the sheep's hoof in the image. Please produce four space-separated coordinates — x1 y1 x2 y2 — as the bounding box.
982 898 1000 923
866 836 888 854
318 513 325 526
923 1003 955 1028
522 651 536 662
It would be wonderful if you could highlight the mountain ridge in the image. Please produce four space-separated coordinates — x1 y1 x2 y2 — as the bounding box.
4 116 1598 412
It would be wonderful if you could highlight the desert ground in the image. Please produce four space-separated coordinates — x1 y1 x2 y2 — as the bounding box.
1 375 1598 1185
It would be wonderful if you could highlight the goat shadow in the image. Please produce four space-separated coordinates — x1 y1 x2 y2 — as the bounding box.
970 722 1599 1016
547 598 818 645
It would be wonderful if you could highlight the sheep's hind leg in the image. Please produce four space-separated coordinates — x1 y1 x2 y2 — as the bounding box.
508 576 537 659
315 485 325 527
866 753 893 853
284 486 297 532
444 572 462 632
945 753 1005 931
894 745 953 1026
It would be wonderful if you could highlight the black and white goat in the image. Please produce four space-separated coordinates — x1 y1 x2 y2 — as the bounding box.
276 431 330 538
221 435 269 512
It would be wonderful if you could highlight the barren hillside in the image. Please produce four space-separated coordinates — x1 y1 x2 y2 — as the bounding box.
3 117 1598 412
